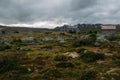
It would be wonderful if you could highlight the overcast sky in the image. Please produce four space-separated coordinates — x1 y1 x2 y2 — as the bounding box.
0 0 120 28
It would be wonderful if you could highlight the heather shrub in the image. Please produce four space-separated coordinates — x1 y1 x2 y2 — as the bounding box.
81 51 105 62
55 62 74 68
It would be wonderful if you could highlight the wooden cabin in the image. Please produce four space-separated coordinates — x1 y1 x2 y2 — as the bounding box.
101 25 116 34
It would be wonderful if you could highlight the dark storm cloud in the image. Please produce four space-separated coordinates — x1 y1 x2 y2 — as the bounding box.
0 0 120 27
70 0 97 11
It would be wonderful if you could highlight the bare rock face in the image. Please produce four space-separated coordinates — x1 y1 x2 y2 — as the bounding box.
64 52 79 58
118 41 120 46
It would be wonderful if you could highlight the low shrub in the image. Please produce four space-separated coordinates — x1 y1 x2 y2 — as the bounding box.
112 60 120 66
106 35 120 41
112 53 120 60
11 38 22 47
54 55 69 62
0 44 10 51
78 69 98 80
72 37 96 47
81 51 105 62
0 59 27 73
40 46 52 50
41 68 61 79
55 62 74 68
76 48 87 54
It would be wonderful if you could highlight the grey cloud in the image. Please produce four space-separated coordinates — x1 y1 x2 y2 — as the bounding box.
0 0 120 27
70 0 97 11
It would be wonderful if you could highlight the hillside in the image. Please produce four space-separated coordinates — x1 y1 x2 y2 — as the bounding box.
0 26 120 80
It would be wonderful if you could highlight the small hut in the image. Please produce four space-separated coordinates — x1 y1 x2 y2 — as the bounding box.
101 25 116 34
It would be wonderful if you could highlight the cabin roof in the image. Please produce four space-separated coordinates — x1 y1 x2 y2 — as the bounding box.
101 25 116 30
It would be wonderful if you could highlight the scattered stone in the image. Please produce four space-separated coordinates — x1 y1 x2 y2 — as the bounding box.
97 60 105 64
27 68 32 72
42 37 53 41
80 35 90 40
94 42 101 47
83 50 88 53
96 35 108 43
118 41 120 46
57 36 66 43
34 67 39 72
21 37 34 43
105 53 113 56
21 37 36 45
64 52 79 58
17 47 31 51
106 68 120 74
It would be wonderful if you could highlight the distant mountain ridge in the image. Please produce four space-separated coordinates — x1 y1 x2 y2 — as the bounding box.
0 24 120 32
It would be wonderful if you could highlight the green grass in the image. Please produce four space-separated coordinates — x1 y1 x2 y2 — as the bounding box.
0 31 120 80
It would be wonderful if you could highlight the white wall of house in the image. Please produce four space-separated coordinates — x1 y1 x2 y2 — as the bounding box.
101 25 116 34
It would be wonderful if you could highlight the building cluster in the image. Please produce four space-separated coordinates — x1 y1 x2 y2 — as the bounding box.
56 24 117 35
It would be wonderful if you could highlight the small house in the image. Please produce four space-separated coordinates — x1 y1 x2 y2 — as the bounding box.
101 25 116 34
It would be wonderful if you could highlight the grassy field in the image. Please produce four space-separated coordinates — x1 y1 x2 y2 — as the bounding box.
0 30 120 80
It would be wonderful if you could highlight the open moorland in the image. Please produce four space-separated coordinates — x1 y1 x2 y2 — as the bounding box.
0 26 120 80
